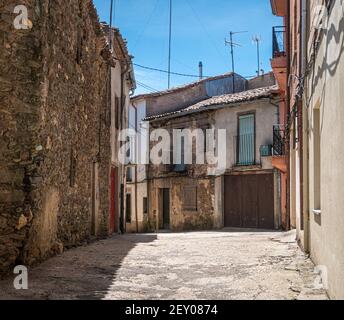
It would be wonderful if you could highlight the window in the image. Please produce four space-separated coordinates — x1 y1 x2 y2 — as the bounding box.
126 167 132 182
237 114 255 166
143 197 148 214
174 136 186 172
126 194 132 223
183 186 197 211
126 138 131 160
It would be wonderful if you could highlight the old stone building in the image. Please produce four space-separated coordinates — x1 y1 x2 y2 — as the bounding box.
145 84 281 232
0 0 135 275
124 73 248 232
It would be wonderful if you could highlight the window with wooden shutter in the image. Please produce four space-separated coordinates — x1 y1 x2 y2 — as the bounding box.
126 193 132 223
183 186 198 211
237 113 255 166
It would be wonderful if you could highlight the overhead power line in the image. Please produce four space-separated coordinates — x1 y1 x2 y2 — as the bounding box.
136 81 160 93
134 63 212 78
133 63 257 79
168 0 173 88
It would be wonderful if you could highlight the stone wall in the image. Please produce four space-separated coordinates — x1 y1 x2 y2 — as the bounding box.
148 177 216 232
147 113 220 232
0 0 112 275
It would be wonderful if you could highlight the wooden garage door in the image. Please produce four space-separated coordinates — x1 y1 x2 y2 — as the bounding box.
224 174 274 229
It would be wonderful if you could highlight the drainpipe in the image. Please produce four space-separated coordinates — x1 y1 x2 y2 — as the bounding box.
299 0 304 235
120 62 129 234
286 3 291 231
132 102 139 233
301 0 310 252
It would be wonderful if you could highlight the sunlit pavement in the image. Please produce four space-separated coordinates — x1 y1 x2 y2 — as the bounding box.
0 230 328 300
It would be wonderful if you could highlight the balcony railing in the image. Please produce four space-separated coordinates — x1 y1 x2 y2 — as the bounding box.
273 125 286 156
272 26 286 58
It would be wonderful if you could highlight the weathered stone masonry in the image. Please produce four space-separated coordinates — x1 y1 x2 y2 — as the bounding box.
0 0 114 274
147 115 218 232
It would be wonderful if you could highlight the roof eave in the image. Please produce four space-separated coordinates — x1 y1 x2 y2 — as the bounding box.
144 96 275 123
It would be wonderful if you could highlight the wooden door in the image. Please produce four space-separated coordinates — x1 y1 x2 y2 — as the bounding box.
224 174 274 229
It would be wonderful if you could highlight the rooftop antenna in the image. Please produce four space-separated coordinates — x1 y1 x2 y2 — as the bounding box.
109 0 116 49
252 35 262 76
225 31 247 93
168 0 173 88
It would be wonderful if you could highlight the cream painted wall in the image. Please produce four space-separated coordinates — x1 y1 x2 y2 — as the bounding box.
305 1 344 299
214 99 278 171
126 182 148 233
125 98 149 232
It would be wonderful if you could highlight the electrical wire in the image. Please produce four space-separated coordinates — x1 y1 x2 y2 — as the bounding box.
184 0 228 66
134 63 257 79
136 80 160 93
134 63 210 78
133 0 161 49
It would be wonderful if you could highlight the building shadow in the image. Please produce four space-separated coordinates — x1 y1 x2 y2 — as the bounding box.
0 234 157 300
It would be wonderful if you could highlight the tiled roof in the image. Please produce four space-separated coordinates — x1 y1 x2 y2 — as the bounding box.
144 85 279 121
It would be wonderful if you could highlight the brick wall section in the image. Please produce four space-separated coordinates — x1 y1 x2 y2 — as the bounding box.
0 0 112 274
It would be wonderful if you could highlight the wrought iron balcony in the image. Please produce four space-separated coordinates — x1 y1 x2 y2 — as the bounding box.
273 125 286 156
272 26 286 58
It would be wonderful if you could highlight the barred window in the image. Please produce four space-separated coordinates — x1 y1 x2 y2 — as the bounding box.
182 186 198 211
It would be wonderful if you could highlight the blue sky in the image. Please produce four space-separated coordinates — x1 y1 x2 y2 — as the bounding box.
93 0 282 94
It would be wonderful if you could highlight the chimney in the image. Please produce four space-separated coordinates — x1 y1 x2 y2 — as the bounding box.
199 61 203 80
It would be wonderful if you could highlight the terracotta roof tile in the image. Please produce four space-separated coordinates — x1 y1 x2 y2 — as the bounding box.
144 85 278 121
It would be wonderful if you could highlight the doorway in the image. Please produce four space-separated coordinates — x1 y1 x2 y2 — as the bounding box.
224 173 275 229
110 167 119 234
159 188 170 230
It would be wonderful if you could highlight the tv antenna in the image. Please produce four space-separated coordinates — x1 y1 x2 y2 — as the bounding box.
167 0 173 88
225 31 247 93
252 35 262 76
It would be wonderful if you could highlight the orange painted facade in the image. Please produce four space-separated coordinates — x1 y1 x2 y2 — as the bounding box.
270 0 305 231
270 0 289 230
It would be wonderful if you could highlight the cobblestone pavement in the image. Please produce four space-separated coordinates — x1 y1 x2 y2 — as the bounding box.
0 230 328 300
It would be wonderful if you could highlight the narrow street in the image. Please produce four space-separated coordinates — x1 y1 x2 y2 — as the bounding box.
0 230 327 300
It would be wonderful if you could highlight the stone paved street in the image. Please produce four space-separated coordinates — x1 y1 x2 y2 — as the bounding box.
0 230 327 300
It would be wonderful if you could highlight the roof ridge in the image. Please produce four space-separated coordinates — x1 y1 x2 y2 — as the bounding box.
144 85 278 122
